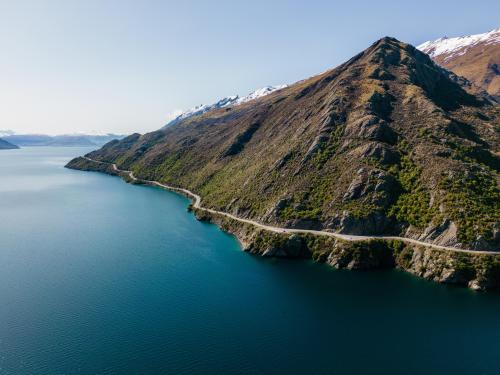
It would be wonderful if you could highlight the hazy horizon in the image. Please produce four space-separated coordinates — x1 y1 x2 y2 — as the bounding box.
1 0 498 136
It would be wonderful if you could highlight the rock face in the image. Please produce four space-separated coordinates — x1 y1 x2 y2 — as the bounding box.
67 36 500 252
193 207 500 291
396 245 500 291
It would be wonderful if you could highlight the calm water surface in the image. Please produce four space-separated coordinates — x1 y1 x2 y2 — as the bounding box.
0 147 499 374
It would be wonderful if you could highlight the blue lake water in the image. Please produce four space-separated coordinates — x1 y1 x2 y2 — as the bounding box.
0 147 499 374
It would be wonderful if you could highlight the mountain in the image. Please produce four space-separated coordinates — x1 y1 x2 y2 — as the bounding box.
0 130 15 137
417 28 500 98
3 133 125 147
69 36 499 249
67 37 500 289
0 138 19 149
164 85 287 127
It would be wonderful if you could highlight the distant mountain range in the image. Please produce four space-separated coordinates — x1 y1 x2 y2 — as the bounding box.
1 133 125 147
0 138 19 150
164 85 287 127
418 28 500 99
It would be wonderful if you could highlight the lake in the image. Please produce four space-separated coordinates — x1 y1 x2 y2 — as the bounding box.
0 147 499 374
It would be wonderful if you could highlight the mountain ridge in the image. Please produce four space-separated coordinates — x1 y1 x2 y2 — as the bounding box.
418 28 500 98
164 85 287 127
67 36 500 289
69 36 499 250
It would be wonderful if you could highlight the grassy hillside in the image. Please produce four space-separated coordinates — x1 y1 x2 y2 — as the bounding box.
68 37 500 251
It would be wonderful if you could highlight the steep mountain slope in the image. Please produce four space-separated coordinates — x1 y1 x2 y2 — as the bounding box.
69 37 500 251
0 138 19 149
418 28 500 98
164 85 287 127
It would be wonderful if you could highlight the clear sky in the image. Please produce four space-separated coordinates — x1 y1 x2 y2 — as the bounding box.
1 0 498 135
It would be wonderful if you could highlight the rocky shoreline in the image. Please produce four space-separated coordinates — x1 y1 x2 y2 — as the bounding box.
66 157 500 291
192 206 500 291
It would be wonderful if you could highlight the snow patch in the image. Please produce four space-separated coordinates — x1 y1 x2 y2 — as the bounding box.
165 85 287 127
417 28 500 61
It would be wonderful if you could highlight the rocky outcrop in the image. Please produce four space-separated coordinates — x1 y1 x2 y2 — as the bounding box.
302 109 346 163
349 142 400 165
336 211 392 235
396 245 500 291
326 240 394 270
415 219 460 248
344 114 397 144
220 122 260 158
342 168 396 206
191 206 500 291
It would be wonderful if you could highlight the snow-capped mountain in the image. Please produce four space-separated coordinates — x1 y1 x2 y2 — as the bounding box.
232 86 287 105
165 85 287 127
417 28 500 61
417 28 500 97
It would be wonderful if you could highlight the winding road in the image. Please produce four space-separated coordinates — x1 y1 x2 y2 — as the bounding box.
82 157 499 255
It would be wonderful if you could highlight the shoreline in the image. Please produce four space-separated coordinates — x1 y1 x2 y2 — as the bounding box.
85 156 498 255
67 156 500 291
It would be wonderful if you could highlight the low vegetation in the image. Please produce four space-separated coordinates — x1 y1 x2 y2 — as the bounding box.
439 168 500 244
388 155 437 228
69 36 500 252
